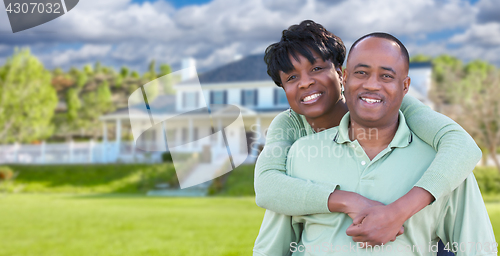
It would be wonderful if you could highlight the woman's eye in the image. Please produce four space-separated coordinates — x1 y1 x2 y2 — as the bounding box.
287 75 296 82
312 67 322 71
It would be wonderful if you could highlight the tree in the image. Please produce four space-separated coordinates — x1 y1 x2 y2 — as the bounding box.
430 55 464 106
79 80 115 138
410 54 432 63
159 64 175 94
458 62 500 171
430 56 500 172
0 49 58 143
66 88 81 122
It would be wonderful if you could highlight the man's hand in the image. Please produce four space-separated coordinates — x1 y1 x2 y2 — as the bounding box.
345 204 405 247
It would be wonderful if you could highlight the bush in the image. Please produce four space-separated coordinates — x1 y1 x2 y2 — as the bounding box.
161 152 196 163
474 166 500 194
0 166 14 181
5 164 177 193
162 152 173 162
209 165 255 196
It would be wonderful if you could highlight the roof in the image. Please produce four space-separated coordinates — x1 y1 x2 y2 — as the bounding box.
103 94 176 119
409 62 432 68
180 54 269 85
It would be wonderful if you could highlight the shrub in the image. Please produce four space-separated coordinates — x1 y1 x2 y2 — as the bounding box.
5 164 177 193
209 164 255 196
0 166 14 181
162 152 173 162
474 166 500 194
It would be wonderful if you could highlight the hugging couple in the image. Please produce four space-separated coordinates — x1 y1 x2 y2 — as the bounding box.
252 20 496 256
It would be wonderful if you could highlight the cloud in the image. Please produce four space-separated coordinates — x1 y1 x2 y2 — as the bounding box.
476 0 500 23
450 22 500 47
0 0 498 71
45 44 113 67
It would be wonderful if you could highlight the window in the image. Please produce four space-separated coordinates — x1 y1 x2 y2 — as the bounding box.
274 88 289 106
241 89 258 106
182 128 188 143
193 127 199 146
210 90 226 104
183 91 199 109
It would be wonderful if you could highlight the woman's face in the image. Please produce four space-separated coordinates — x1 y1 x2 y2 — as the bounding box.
279 51 343 120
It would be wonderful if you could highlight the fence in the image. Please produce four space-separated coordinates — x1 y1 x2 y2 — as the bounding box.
0 141 163 164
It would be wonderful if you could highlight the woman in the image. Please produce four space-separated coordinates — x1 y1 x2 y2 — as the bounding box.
253 20 478 255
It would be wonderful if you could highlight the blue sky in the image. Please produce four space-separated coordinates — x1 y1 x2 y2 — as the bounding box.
0 0 499 73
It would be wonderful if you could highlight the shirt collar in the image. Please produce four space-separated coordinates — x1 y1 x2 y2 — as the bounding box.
335 110 412 148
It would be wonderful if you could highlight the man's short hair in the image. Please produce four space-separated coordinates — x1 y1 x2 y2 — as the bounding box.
264 20 346 87
348 32 410 70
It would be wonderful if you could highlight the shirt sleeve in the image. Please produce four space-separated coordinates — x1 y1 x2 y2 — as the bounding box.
435 173 497 255
400 95 482 201
253 210 298 256
254 111 338 215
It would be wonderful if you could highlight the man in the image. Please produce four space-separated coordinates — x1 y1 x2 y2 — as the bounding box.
253 34 496 255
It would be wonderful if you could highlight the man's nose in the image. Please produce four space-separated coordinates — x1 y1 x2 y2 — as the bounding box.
298 74 314 89
363 75 381 91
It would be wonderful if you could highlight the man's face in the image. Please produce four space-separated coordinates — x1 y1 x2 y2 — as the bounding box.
279 51 343 120
343 37 410 127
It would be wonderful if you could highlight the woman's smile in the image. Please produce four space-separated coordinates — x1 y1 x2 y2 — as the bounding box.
301 92 323 104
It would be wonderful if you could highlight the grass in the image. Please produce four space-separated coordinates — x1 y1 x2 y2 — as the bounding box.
2 164 178 194
0 194 265 256
1 164 499 255
485 202 500 254
1 194 499 256
213 165 255 196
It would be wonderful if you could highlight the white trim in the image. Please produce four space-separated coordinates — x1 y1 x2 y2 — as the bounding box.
175 81 274 90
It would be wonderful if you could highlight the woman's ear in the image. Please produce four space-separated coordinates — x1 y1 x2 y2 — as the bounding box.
342 68 348 84
336 67 343 83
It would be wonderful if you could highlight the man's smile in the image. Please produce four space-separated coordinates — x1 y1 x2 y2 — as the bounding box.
358 93 383 106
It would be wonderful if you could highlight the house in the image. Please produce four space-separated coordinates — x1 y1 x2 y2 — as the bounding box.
0 56 432 165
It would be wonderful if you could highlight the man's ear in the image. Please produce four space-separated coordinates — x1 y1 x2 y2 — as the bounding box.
403 76 410 95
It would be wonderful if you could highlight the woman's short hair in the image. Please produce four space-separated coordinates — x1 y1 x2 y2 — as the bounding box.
264 20 346 87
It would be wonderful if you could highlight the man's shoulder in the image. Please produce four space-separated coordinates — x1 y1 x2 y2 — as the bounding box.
393 131 437 165
406 130 436 153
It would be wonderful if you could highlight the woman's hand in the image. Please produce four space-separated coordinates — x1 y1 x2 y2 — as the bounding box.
344 187 434 246
345 204 405 247
342 192 384 220
327 190 404 246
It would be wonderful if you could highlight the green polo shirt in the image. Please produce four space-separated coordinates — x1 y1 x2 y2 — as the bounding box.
253 112 496 256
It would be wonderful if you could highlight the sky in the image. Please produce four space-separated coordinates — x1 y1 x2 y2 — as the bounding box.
0 0 499 73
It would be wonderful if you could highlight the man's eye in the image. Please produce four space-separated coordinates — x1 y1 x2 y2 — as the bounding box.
312 67 322 71
287 75 296 82
354 71 366 75
382 74 394 79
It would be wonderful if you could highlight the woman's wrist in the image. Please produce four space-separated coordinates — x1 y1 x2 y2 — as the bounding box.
389 187 435 221
327 190 355 213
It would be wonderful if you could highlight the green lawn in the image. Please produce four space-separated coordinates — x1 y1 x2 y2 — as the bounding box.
1 194 499 256
0 194 265 256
